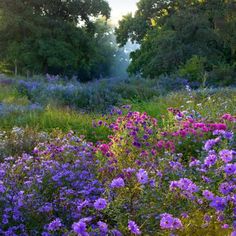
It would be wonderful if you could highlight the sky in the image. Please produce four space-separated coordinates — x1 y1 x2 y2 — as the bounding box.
107 0 138 25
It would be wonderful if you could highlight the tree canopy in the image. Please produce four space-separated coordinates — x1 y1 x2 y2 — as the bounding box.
0 0 116 81
116 0 236 83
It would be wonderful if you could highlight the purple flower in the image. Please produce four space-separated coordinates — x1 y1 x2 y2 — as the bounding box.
128 220 141 235
215 130 234 140
170 178 199 193
181 212 189 218
111 229 123 236
202 190 214 200
47 218 62 231
133 141 141 148
97 221 108 233
219 182 233 195
72 221 88 235
217 214 225 222
160 214 182 230
222 224 229 229
224 164 236 175
172 218 183 229
94 198 107 210
210 196 227 211
111 177 125 188
149 178 156 188
204 154 217 167
219 150 233 163
189 159 201 167
39 203 53 213
169 161 183 170
202 176 212 183
204 214 211 223
0 181 5 193
136 169 148 184
223 131 234 140
204 139 217 151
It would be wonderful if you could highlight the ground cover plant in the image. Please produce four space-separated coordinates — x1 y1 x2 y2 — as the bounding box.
0 89 236 235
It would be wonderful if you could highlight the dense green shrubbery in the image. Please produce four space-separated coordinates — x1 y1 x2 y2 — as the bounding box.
116 0 236 87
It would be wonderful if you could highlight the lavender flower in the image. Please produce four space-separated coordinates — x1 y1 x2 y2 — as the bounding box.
72 221 88 235
111 177 125 188
219 182 233 195
136 169 148 184
97 221 108 233
204 139 217 151
111 229 123 236
210 196 227 211
219 150 233 163
224 164 236 175
202 190 214 200
204 154 217 167
128 220 141 235
47 218 62 231
94 198 107 211
160 214 183 230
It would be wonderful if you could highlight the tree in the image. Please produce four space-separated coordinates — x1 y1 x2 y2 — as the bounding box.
0 0 115 81
116 0 236 83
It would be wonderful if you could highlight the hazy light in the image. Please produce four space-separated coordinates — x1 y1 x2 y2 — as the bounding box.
107 0 138 25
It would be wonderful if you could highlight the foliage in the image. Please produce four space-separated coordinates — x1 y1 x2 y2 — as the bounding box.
0 0 117 81
116 0 236 85
178 56 207 83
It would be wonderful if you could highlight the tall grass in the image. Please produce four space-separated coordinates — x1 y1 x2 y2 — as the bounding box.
0 107 110 143
131 88 236 121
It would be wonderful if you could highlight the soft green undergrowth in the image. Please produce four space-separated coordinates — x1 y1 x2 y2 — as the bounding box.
132 87 236 121
0 107 109 143
1 83 236 144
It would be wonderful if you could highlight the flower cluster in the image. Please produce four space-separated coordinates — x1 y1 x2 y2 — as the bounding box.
0 110 235 235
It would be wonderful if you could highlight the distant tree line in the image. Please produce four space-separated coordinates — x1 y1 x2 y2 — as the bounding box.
116 0 236 86
1 0 235 85
0 0 120 81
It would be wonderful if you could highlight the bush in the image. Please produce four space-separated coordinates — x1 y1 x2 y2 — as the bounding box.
208 63 236 87
178 55 207 84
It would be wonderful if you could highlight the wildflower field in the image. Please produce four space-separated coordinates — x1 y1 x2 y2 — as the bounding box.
0 77 236 236
0 0 236 234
